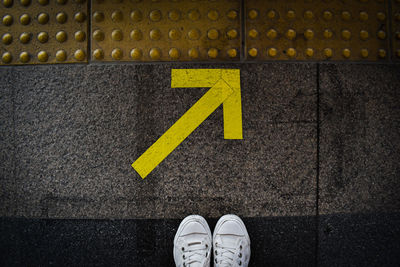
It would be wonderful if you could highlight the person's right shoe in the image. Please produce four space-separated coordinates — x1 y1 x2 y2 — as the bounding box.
213 214 251 267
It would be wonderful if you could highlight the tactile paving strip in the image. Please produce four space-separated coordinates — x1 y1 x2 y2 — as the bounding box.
91 0 241 61
1 0 88 65
392 0 400 59
245 0 390 61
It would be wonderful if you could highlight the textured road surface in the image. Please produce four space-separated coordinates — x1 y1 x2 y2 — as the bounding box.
1 63 399 266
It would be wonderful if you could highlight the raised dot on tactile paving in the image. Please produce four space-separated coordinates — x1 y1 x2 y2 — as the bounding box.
304 10 314 19
306 48 314 57
342 48 351 58
56 12 67 24
188 29 200 40
207 29 219 40
20 0 30 6
169 48 180 59
20 14 30 25
227 29 238 39
208 48 218 58
2 52 12 63
130 48 142 60
75 31 86 42
304 29 314 40
287 10 295 19
149 48 161 60
74 49 85 61
323 29 333 39
227 10 237 20
208 10 219 21
149 10 162 21
130 29 142 41
57 0 67 4
19 32 30 43
268 47 277 57
360 48 369 58
56 50 67 61
396 32 400 40
188 9 200 21
188 48 199 59
378 49 386 58
2 15 13 26
92 29 104 41
342 11 351 20
323 10 333 20
74 12 86 22
130 10 142 22
93 11 104 22
92 48 104 60
342 29 351 40
248 48 257 57
227 48 237 58
168 29 181 40
150 29 161 40
267 29 277 39
359 11 368 21
112 29 123 41
111 48 123 60
287 48 296 57
56 31 67 42
38 0 49 5
2 33 12 45
324 48 333 58
377 30 386 40
37 51 48 62
286 29 296 40
248 9 258 19
248 29 258 39
37 32 48 43
112 10 123 22
169 10 180 21
19 51 29 63
267 10 276 19
360 30 369 40
377 12 386 21
3 0 13 7
38 13 49 24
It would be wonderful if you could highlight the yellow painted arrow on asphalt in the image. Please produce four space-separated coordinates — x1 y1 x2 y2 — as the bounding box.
132 69 242 179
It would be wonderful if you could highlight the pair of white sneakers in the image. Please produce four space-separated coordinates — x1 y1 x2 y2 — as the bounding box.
173 214 251 267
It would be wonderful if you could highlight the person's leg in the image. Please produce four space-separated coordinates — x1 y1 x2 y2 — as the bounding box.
213 214 251 267
173 215 212 267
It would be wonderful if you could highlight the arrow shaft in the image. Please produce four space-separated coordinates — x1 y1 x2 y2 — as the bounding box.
132 79 233 179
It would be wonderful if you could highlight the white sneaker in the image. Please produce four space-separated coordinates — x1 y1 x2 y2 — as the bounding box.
174 215 212 267
213 214 251 267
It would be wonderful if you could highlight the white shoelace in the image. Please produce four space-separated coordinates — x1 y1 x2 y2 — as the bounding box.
215 242 237 267
183 241 208 267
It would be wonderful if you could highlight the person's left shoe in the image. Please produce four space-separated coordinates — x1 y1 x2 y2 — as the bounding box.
173 215 212 267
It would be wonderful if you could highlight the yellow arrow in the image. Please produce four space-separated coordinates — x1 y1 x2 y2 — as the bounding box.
132 69 242 179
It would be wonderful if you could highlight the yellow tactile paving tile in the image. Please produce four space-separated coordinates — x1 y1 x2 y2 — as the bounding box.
392 0 400 59
91 0 241 61
0 0 88 65
245 0 390 61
